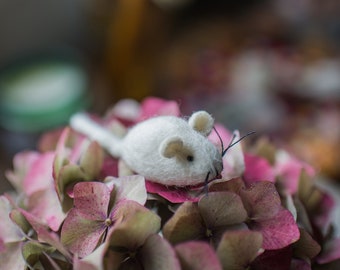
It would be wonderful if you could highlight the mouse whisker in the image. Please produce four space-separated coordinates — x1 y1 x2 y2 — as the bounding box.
222 131 256 157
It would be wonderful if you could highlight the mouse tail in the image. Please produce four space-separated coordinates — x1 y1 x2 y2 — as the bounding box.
70 112 122 157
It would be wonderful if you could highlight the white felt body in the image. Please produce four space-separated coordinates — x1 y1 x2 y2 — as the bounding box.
70 112 223 186
121 115 222 186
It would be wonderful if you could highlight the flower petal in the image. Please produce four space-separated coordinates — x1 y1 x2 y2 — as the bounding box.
109 200 161 250
0 242 25 269
275 150 315 195
0 196 24 243
138 97 180 120
27 188 65 232
20 152 55 195
198 192 247 228
100 157 119 178
74 244 106 270
73 182 111 220
240 181 281 220
175 241 222 270
250 209 300 250
243 154 275 185
140 234 181 270
145 181 199 203
317 238 340 264
61 208 106 258
106 175 147 205
221 130 245 180
163 202 205 244
80 141 104 181
217 230 263 270
292 229 320 260
5 151 40 192
251 247 293 270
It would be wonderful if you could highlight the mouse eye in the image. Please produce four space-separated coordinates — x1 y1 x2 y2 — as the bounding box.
186 155 194 162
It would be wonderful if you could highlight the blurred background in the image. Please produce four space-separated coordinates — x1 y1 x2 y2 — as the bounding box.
1 0 340 192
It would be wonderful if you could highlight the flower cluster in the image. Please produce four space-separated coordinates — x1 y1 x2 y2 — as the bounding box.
1 97 339 269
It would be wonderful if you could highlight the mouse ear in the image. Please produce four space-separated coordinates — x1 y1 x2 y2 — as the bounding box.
188 111 214 136
159 136 184 158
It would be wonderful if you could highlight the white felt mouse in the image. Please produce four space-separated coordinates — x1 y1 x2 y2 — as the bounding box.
70 111 223 186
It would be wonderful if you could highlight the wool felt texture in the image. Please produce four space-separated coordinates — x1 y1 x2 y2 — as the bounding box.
70 111 223 186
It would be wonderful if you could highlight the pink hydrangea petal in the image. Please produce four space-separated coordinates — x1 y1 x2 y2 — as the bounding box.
55 127 89 165
38 128 64 152
138 97 180 121
100 157 119 178
73 182 111 220
23 152 55 195
106 175 147 205
209 126 250 179
5 151 40 192
0 196 24 243
69 137 88 164
290 259 312 270
208 124 232 151
250 209 300 250
74 243 106 270
313 192 336 233
55 127 71 157
61 208 107 258
0 242 26 269
251 247 293 270
145 181 199 203
222 131 245 180
108 98 141 123
317 238 340 264
240 181 281 220
38 230 71 260
243 154 275 185
275 151 315 195
18 208 70 260
27 188 65 232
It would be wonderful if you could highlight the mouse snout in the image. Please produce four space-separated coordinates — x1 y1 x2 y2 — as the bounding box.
213 158 223 177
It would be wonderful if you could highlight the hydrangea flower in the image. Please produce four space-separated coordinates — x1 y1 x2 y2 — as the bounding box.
0 96 339 269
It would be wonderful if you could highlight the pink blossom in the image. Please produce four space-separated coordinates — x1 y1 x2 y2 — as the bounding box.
138 96 180 121
209 124 245 180
275 151 315 195
243 153 275 185
145 181 200 203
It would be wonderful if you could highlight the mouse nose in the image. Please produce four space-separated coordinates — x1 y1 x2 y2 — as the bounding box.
213 158 223 177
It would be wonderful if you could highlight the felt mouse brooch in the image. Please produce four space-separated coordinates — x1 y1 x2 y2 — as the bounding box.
70 111 223 186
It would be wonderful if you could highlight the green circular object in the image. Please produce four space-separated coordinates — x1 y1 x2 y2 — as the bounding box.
0 58 89 132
